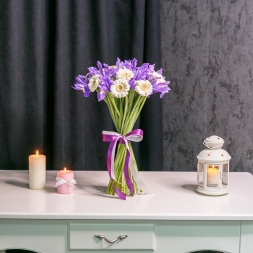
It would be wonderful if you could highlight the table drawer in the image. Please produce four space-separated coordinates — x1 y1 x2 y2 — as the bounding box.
156 221 240 253
69 222 155 250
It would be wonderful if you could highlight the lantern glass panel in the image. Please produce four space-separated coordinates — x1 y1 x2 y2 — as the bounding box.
198 162 204 187
222 163 229 187
207 165 219 187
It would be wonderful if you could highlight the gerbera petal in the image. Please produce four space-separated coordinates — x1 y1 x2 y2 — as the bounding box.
88 75 100 92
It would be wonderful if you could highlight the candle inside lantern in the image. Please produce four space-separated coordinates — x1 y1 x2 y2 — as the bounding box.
207 165 219 185
29 150 46 190
56 167 75 194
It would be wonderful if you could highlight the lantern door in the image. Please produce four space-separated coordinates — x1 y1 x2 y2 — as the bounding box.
197 162 204 188
222 163 229 188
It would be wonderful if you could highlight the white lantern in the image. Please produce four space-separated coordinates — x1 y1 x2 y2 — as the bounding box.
196 135 231 196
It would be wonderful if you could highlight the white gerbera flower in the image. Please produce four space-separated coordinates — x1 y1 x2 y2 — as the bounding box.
135 80 153 96
88 75 100 92
110 79 130 98
116 68 134 81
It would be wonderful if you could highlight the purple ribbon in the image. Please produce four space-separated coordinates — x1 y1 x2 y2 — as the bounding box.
102 129 143 200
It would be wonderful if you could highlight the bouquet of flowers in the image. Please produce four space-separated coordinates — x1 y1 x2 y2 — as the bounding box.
73 58 170 199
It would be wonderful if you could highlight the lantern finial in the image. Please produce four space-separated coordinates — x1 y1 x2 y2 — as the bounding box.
203 135 224 150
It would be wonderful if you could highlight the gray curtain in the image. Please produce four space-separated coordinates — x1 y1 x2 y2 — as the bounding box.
0 0 163 172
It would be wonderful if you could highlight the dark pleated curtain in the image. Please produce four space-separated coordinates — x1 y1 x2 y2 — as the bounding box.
0 0 163 172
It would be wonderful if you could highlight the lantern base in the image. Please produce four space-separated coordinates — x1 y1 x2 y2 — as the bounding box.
196 186 229 196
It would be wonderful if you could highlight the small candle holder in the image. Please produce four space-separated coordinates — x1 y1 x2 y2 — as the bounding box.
196 135 231 196
56 168 76 194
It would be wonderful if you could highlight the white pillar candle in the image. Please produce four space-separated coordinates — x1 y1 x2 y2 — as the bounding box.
207 166 219 185
29 150 46 190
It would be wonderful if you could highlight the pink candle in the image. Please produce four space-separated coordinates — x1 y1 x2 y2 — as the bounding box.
56 168 75 194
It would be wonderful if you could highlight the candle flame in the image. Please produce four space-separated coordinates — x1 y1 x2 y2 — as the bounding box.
36 150 39 156
208 165 218 171
64 167 67 172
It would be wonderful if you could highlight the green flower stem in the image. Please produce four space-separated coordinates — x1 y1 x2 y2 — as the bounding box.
104 101 117 129
106 93 120 116
121 96 128 133
106 144 126 195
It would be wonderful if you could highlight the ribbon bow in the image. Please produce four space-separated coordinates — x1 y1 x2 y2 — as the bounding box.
102 129 148 200
55 177 77 189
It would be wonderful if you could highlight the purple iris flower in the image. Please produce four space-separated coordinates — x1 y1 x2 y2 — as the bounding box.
97 89 107 101
109 67 118 79
149 64 155 71
129 79 136 90
157 68 163 75
72 75 91 97
116 58 122 68
152 80 171 98
134 63 149 81
88 67 99 76
131 58 137 70
97 61 103 73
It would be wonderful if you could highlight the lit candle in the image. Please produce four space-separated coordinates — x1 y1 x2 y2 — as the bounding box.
29 150 46 190
56 167 75 194
207 166 219 185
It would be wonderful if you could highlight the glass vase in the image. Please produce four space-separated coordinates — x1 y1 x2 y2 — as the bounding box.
104 90 146 196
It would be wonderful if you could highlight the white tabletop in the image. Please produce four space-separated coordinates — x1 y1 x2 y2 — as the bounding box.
0 170 253 220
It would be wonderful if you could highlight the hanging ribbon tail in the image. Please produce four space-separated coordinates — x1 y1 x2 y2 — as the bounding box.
128 158 150 194
113 186 126 200
107 138 120 183
124 150 134 195
103 131 121 183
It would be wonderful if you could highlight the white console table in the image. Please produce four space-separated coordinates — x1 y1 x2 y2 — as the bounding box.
0 171 253 253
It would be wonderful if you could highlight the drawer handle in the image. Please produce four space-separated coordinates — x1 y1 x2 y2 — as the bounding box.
94 234 128 243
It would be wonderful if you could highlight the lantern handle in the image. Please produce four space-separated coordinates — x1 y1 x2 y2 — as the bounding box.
203 141 222 150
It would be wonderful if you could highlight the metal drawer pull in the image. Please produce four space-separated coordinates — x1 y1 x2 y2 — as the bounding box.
94 234 128 243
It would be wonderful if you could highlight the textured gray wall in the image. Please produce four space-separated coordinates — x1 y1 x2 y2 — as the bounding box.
161 0 253 172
